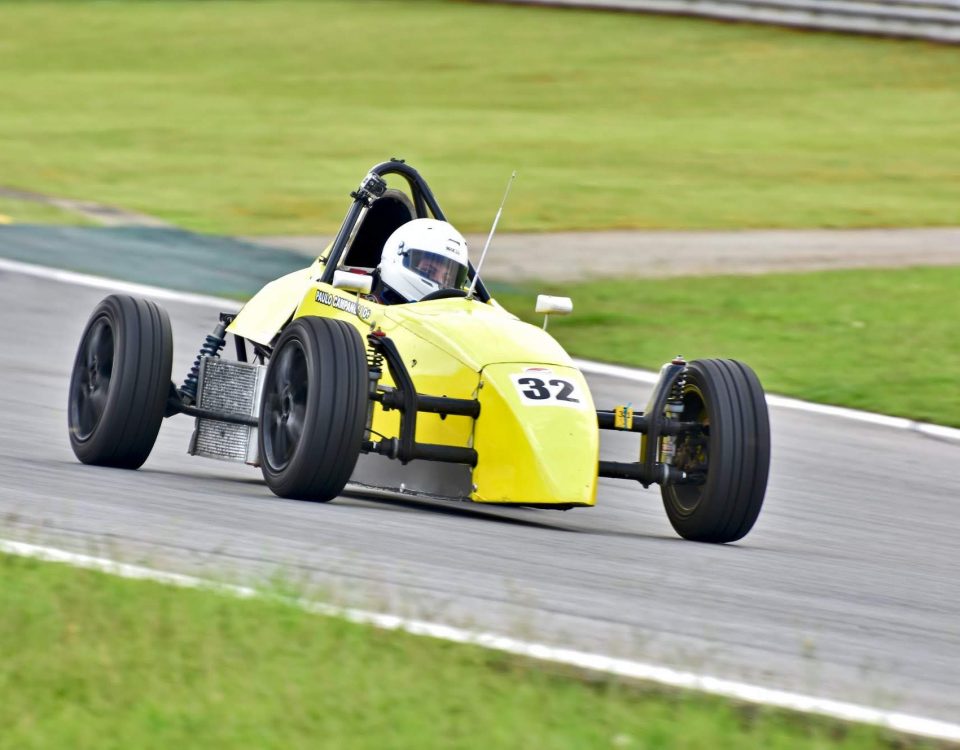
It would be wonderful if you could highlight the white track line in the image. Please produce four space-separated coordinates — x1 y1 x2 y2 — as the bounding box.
3 255 956 442
2 539 959 743
0 257 239 310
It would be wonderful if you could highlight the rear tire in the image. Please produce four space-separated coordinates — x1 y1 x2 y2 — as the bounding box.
258 317 368 501
661 359 770 543
68 295 173 469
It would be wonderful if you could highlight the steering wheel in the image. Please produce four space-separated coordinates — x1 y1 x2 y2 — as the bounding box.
419 288 469 302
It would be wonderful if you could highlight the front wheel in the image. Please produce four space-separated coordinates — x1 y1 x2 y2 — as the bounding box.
258 317 368 501
661 359 770 543
67 295 173 469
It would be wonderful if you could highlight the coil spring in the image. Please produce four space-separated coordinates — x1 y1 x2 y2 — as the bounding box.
367 348 384 372
668 374 686 404
180 324 227 402
668 356 687 405
660 373 686 465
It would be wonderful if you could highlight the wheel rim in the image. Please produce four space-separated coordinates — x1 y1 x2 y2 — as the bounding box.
668 384 710 514
70 316 115 442
262 338 309 472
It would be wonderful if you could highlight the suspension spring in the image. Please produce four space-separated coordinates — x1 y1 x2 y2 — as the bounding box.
668 355 687 403
668 376 686 404
363 347 384 441
180 322 227 403
661 357 687 465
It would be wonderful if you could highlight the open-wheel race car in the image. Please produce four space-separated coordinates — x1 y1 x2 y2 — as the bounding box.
68 160 771 543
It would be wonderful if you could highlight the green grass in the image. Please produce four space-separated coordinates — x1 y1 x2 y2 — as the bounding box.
491 266 960 426
1 1 958 234
0 197 90 226
0 552 924 750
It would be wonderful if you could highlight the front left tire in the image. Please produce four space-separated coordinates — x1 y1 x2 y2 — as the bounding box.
258 317 368 501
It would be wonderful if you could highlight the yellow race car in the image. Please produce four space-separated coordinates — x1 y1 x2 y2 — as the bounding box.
67 160 770 543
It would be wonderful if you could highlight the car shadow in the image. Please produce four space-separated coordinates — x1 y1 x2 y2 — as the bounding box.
57 461 746 544
340 489 580 533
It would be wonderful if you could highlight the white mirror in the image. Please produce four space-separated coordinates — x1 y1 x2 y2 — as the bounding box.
535 295 573 315
333 270 373 295
535 294 573 331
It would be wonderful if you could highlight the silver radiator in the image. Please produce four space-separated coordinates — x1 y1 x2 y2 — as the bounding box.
188 358 266 465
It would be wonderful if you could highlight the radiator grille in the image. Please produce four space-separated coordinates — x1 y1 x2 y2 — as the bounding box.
189 358 265 464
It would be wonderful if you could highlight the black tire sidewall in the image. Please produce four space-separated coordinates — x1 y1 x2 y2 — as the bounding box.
68 294 173 469
662 359 770 543
259 317 368 501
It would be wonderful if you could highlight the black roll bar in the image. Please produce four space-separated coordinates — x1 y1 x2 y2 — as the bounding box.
320 160 491 302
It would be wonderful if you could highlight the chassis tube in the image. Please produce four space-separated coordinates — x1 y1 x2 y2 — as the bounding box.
364 438 478 467
598 460 701 486
168 399 259 427
596 411 704 436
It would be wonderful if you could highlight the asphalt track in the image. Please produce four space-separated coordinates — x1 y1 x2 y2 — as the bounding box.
2 268 959 726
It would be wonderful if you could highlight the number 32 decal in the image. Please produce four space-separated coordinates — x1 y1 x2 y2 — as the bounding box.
510 373 585 408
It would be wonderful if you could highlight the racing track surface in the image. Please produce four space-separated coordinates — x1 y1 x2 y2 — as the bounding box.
2 269 959 724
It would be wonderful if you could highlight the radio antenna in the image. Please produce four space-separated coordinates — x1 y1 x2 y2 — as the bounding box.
467 170 516 299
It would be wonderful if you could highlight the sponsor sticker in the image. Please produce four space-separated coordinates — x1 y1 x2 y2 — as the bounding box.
315 289 372 321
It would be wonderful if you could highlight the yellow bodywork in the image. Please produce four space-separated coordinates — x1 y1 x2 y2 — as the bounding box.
227 257 598 507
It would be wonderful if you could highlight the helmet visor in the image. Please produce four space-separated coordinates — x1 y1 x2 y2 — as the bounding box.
404 249 468 289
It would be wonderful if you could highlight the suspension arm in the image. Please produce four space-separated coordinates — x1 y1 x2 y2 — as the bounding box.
366 331 479 466
377 388 481 419
165 388 258 426
596 410 704 436
598 460 703 486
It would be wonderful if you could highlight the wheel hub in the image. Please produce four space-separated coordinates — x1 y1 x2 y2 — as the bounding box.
281 390 292 421
88 357 99 390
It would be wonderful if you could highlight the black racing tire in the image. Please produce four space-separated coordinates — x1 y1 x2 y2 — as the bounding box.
68 294 173 469
258 317 368 501
661 359 770 543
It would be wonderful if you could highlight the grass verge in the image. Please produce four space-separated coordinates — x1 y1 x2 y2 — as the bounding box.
1 1 958 234
490 266 960 427
0 551 926 750
0 197 90 226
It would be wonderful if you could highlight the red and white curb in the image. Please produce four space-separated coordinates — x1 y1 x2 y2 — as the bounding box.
2 538 959 743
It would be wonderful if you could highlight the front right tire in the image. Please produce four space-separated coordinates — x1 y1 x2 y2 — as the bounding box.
67 294 173 469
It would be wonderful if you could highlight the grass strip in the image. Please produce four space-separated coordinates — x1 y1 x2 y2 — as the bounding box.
490 265 960 427
0 197 90 226
0 1 958 234
0 551 927 750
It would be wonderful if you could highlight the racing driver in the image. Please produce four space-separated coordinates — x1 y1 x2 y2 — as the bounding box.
375 219 470 304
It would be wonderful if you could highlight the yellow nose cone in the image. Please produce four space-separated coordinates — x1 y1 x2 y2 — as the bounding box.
471 363 598 507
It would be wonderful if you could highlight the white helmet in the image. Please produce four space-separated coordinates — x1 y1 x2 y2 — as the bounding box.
378 218 469 302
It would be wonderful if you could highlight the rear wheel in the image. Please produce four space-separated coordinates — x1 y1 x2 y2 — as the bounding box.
259 317 368 501
661 359 770 543
68 295 173 469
